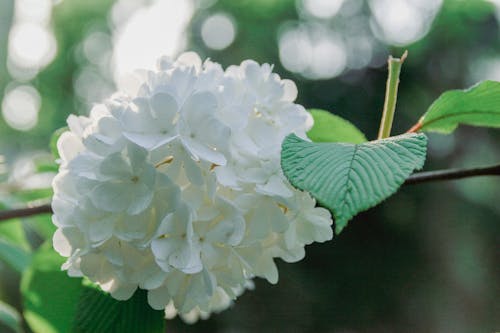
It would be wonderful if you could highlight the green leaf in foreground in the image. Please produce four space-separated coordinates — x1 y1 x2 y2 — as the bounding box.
25 214 57 241
21 243 83 333
416 80 500 133
0 219 30 251
21 243 166 333
307 109 367 143
0 300 22 333
0 219 31 272
281 133 427 233
0 240 31 272
73 286 165 333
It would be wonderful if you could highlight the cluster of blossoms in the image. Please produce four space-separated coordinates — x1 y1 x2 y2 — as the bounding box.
52 52 333 321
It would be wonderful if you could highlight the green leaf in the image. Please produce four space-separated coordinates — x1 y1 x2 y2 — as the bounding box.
281 133 427 233
25 215 57 241
0 219 31 272
21 243 83 333
0 219 30 251
0 240 31 272
34 155 59 173
417 80 500 133
0 300 22 333
307 109 367 143
50 127 68 160
13 188 53 202
21 243 165 333
73 286 165 333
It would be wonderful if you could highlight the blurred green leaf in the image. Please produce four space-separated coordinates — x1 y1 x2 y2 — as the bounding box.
49 127 68 160
73 287 165 333
14 189 53 203
25 215 56 241
0 299 22 333
417 81 500 133
0 241 30 273
307 109 367 143
20 242 164 333
35 163 58 173
0 219 31 272
21 243 83 333
281 133 427 233
0 219 30 251
33 155 59 174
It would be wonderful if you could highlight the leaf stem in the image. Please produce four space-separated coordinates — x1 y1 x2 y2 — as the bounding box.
377 50 408 139
404 163 500 185
406 122 422 133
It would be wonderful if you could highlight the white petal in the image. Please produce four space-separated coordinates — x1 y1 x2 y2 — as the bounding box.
255 175 293 198
150 92 178 123
110 283 137 301
148 285 172 310
182 138 227 166
90 182 132 212
282 79 298 101
127 183 154 215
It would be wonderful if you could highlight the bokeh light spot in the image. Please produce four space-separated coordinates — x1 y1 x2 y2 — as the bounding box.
201 13 236 50
302 0 344 19
15 0 52 25
8 22 57 70
369 0 442 46
1 85 41 131
279 25 347 79
112 0 194 87
83 31 112 67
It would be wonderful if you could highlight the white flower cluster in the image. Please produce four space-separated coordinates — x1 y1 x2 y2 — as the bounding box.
52 52 333 320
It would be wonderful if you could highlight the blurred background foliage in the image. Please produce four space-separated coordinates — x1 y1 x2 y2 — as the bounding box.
0 0 499 332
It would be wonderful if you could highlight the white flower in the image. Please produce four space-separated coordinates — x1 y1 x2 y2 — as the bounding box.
151 203 202 274
52 51 333 321
84 144 156 215
176 92 230 166
120 93 178 150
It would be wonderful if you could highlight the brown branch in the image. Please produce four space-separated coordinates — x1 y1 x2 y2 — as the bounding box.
0 164 499 222
404 163 500 185
0 203 52 222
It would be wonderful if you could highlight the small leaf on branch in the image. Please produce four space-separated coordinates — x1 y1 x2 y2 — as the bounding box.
281 133 427 233
307 109 367 143
412 80 500 133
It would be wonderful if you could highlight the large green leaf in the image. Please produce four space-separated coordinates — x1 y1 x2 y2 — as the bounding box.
417 80 500 133
281 133 427 233
0 300 22 333
73 286 165 333
21 243 83 333
307 109 367 143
